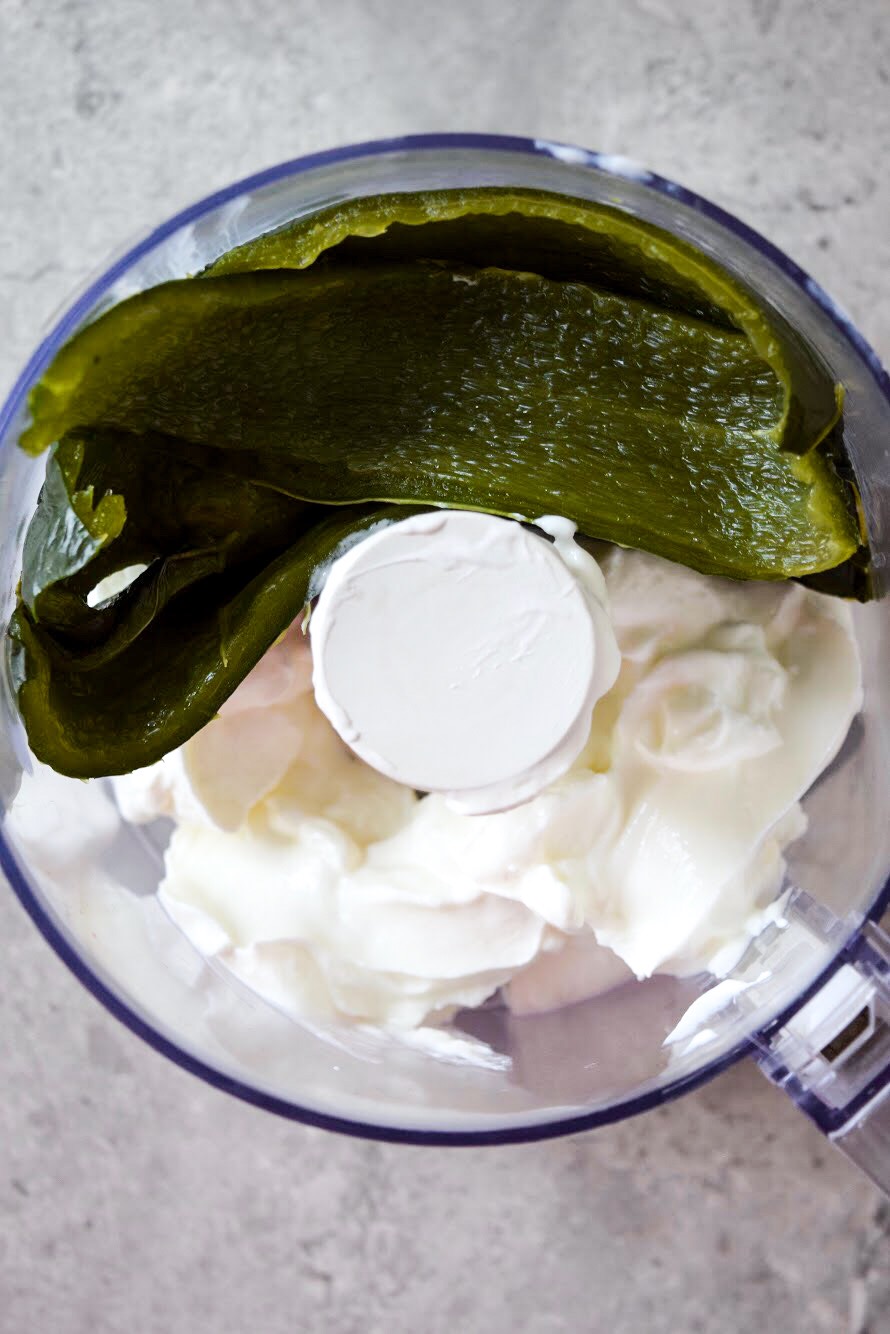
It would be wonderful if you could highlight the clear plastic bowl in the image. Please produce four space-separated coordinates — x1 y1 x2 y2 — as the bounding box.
2 135 889 1163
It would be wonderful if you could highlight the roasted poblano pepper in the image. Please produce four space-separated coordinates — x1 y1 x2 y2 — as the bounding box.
10 188 865 777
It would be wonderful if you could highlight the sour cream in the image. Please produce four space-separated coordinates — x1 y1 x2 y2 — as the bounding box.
113 531 862 1030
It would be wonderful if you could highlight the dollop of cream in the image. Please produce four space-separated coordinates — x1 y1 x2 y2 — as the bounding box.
112 538 862 1030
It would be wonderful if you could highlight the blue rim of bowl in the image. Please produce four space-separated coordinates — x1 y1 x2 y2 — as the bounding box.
2 131 889 1146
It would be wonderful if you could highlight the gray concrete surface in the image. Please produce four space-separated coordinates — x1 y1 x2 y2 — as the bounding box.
1 1 889 1330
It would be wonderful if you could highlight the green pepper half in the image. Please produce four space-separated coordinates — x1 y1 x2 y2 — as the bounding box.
11 497 422 777
18 263 856 577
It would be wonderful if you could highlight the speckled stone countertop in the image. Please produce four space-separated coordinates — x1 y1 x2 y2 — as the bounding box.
1 2 888 1331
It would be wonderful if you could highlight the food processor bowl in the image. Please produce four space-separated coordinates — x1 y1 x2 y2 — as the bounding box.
2 135 889 1183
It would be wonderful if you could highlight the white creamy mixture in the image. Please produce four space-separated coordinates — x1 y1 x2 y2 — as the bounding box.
113 528 862 1031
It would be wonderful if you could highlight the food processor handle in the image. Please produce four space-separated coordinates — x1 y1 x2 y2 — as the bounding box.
753 916 890 1195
